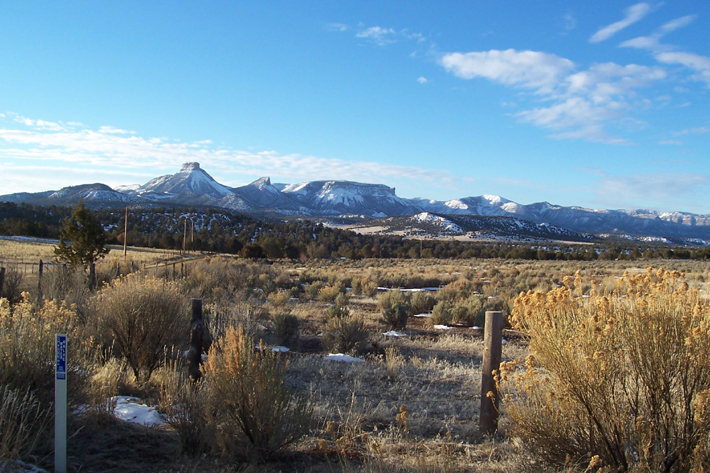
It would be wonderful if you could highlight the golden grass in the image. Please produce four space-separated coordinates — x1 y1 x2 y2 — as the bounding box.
3 243 710 471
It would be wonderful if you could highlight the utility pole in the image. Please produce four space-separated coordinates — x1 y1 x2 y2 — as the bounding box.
183 219 187 253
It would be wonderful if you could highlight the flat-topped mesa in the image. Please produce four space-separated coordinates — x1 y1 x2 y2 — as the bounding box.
180 162 201 172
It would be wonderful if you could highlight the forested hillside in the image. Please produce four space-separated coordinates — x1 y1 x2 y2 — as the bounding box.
2 202 710 261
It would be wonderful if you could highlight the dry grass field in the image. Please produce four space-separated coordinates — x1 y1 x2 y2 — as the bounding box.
2 240 710 472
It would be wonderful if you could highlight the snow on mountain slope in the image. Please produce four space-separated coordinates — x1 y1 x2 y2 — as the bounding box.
281 180 416 216
232 177 302 210
413 212 463 232
47 184 137 203
136 163 233 202
4 162 710 241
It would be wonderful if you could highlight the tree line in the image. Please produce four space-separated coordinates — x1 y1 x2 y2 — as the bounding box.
1 201 709 261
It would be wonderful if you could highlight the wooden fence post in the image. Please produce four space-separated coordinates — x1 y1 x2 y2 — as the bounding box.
480 310 503 436
37 260 43 303
0 267 5 299
89 262 96 292
187 298 204 381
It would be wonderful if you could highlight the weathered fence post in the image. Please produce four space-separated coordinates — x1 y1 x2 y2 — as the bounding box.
187 298 204 381
37 260 43 303
480 310 503 436
0 267 5 299
88 262 96 292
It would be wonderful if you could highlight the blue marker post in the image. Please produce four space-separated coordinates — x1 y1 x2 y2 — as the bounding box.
55 334 67 473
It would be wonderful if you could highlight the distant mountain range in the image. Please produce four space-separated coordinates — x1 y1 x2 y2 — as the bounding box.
2 162 710 242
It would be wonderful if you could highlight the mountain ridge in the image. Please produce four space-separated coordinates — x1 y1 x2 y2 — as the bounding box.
3 162 710 241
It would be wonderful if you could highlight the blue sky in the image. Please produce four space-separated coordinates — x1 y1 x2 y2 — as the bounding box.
1 1 709 213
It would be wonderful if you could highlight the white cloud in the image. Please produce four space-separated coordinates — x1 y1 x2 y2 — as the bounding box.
325 23 348 32
406 32 426 43
621 15 696 52
356 26 396 46
336 23 427 48
440 49 574 93
98 126 136 135
655 51 710 85
593 171 710 209
440 47 666 143
417 77 428 84
672 126 710 136
0 117 455 192
563 13 576 31
619 15 710 86
659 140 683 145
661 14 697 33
590 3 651 43
13 115 65 131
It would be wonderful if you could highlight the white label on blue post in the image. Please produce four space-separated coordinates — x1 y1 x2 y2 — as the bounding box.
56 334 67 380
55 334 67 473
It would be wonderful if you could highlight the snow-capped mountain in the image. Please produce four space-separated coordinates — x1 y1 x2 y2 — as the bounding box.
122 162 233 205
3 162 710 241
280 180 417 217
369 212 587 241
0 184 135 205
231 177 303 211
412 195 531 219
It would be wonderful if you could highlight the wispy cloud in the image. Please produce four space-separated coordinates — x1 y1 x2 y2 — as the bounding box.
589 3 651 43
13 115 66 131
98 126 135 135
620 14 710 87
592 170 710 210
440 49 665 143
655 51 710 86
417 77 428 84
331 23 427 48
672 126 710 136
562 13 577 32
620 14 696 51
0 115 456 192
440 49 574 93
325 23 348 32
355 26 397 46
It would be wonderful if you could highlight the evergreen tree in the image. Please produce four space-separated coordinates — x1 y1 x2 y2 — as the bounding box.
54 201 109 290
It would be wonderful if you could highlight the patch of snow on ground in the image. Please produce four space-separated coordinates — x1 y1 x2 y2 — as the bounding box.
272 346 290 353
412 313 431 318
433 325 454 330
325 353 365 363
0 235 59 244
383 331 408 337
113 396 166 427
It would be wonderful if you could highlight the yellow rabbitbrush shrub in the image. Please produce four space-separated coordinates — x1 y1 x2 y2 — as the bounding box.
0 294 79 401
502 269 710 472
0 295 82 463
204 326 312 462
